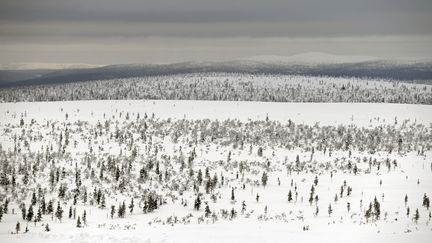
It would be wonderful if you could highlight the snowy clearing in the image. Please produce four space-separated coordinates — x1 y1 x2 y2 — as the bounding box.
0 100 431 126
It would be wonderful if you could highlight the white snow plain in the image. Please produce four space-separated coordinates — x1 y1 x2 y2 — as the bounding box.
0 100 431 126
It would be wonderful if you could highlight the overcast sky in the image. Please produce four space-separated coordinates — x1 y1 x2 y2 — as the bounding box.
1 0 431 64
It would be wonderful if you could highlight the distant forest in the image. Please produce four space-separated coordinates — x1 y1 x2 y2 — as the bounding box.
0 73 431 104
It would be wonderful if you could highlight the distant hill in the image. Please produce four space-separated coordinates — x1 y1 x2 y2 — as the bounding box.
1 53 431 88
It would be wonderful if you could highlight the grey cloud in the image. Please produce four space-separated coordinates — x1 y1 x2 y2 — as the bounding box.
1 0 432 23
0 0 431 63
1 0 431 36
1 14 431 40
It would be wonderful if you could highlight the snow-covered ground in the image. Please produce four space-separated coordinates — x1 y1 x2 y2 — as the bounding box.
0 100 431 126
0 100 431 243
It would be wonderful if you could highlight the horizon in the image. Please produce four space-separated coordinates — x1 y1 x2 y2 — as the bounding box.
1 50 432 69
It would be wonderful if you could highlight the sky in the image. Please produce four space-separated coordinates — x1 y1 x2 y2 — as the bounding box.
0 0 432 64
